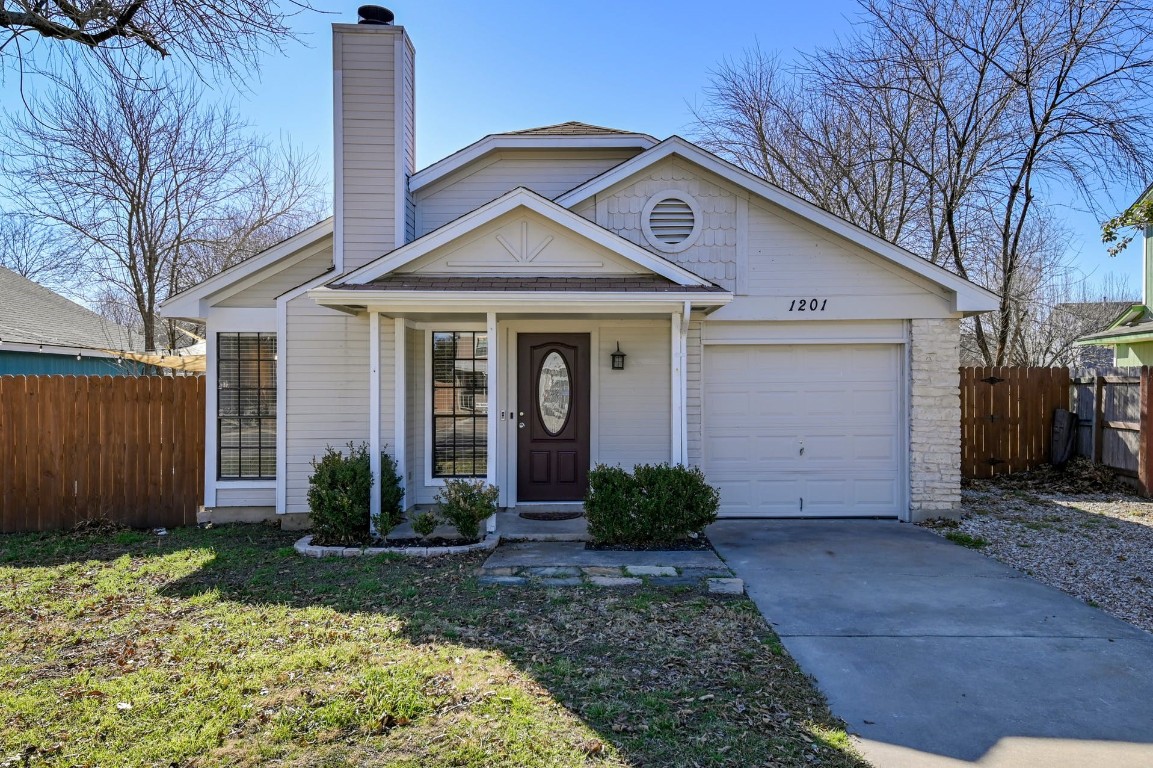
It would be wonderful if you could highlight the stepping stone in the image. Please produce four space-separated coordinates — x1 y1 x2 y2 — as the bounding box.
625 565 678 577
524 566 581 577
589 576 642 587
537 577 584 587
479 575 529 587
707 578 745 595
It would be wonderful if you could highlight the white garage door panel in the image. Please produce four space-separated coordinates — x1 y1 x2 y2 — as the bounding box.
704 344 902 517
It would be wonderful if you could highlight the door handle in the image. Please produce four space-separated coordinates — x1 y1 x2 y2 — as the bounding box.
518 422 526 429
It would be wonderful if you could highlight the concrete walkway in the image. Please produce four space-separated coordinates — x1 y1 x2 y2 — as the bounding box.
707 520 1153 768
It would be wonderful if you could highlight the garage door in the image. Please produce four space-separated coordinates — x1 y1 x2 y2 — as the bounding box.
703 344 902 517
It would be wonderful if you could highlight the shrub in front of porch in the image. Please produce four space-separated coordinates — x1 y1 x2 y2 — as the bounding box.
585 463 720 545
307 443 406 545
434 479 499 541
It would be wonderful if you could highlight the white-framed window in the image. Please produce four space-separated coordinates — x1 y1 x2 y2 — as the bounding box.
431 331 488 478
217 332 276 479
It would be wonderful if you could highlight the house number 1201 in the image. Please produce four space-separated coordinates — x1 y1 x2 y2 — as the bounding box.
788 298 828 311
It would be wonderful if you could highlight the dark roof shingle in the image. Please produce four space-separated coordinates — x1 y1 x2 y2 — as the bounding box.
501 121 640 137
0 267 144 351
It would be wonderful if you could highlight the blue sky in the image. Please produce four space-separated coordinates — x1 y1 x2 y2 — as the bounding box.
4 0 1146 290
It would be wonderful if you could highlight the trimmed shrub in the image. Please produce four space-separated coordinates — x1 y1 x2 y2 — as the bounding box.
435 479 499 540
585 463 720 545
307 442 371 545
410 509 439 538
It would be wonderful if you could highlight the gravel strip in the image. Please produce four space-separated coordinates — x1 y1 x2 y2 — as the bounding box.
922 482 1153 633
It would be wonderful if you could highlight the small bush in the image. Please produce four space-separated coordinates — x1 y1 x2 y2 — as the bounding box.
410 509 439 538
435 479 498 540
945 530 989 549
375 450 406 533
585 463 720 545
307 442 371 546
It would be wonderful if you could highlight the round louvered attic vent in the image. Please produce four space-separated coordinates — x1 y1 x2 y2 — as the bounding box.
641 191 702 253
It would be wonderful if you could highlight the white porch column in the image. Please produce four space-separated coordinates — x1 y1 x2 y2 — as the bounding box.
486 311 498 534
680 301 691 464
671 310 683 464
394 317 407 511
369 311 381 532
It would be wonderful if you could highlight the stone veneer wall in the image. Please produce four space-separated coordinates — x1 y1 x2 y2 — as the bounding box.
909 317 962 520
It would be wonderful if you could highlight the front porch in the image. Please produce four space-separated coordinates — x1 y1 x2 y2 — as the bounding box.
303 292 726 523
386 505 590 541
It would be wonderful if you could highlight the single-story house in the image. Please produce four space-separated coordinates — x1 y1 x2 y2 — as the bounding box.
161 8 998 528
0 266 150 375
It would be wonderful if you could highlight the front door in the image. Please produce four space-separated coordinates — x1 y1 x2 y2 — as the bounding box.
517 333 590 502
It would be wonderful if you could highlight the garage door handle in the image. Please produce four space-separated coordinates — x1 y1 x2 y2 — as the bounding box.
799 446 804 456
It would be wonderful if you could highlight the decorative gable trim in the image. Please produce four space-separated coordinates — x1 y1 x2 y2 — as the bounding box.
335 187 713 287
557 137 999 313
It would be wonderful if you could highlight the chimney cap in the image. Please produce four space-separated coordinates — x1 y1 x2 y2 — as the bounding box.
357 5 394 24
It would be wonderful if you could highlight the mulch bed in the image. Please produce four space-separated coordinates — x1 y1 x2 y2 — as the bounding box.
378 536 482 548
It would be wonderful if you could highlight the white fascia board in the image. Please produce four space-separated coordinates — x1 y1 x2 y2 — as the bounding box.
160 218 334 320
336 188 711 287
557 137 1000 313
410 134 658 193
307 287 731 314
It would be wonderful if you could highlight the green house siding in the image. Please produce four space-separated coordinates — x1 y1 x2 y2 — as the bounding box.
1113 342 1153 367
0 351 152 376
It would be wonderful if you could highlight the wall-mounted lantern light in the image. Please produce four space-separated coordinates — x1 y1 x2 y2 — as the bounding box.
611 341 627 370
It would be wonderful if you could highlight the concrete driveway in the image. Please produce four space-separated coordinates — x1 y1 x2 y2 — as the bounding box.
708 520 1153 768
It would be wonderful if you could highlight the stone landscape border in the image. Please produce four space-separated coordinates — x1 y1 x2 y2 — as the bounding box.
294 533 500 558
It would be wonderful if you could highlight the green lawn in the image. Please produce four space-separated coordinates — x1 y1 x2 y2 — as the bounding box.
0 524 867 767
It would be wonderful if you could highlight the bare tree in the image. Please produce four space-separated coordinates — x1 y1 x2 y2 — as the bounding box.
2 74 325 351
0 0 318 86
0 211 84 290
696 0 1153 365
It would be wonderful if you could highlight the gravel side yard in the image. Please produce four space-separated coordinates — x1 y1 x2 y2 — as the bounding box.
923 465 1153 634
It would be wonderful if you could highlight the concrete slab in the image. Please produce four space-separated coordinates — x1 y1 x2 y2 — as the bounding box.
481 541 727 571
708 519 1153 767
495 509 589 541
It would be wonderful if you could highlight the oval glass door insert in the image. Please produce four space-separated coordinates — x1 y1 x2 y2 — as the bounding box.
538 351 572 435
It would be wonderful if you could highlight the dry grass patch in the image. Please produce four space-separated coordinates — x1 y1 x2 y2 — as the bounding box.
0 525 867 767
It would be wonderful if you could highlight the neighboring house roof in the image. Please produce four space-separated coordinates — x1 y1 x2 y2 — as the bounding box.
334 275 728 293
0 267 143 353
556 136 999 313
1076 304 1153 345
502 121 640 136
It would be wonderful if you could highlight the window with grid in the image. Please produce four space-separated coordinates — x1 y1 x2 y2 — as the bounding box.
432 331 488 478
217 332 276 479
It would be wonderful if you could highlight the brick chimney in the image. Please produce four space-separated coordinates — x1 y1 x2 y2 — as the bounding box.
332 8 415 273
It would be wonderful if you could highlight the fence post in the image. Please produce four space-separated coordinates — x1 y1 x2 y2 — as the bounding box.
1093 375 1106 464
1141 367 1153 497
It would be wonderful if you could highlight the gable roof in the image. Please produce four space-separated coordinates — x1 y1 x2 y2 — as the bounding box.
335 186 715 288
160 218 333 319
409 127 658 194
556 136 1000 314
0 267 143 352
503 121 640 136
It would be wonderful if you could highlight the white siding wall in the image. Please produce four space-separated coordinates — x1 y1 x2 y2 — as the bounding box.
686 319 703 466
284 295 374 514
597 324 671 468
216 487 275 507
415 150 640 236
406 326 428 504
216 245 333 308
334 24 413 271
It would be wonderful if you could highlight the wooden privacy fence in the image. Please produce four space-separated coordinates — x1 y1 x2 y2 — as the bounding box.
960 367 1071 479
0 375 206 533
1070 369 1153 492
